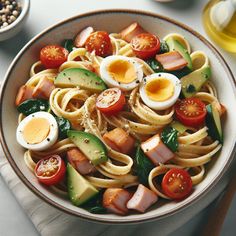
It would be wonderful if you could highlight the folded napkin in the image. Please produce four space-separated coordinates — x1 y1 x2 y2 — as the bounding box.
0 144 206 236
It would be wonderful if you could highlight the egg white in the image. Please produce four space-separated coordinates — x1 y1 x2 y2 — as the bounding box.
100 55 143 91
139 73 181 110
16 111 58 151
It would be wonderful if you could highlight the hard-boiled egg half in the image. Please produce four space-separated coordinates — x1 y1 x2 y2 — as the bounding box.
100 55 143 91
16 111 58 151
139 73 181 110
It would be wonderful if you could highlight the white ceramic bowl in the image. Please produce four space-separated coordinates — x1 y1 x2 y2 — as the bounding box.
0 10 236 224
0 0 30 41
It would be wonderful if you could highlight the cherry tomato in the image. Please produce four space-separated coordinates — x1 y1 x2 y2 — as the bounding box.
35 155 66 186
131 33 160 60
96 88 126 116
162 168 193 200
40 45 69 69
174 98 207 127
85 31 112 57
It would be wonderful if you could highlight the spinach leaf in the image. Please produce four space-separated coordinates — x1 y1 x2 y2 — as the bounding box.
63 39 74 52
171 67 192 79
161 127 179 152
159 41 169 54
55 117 71 139
82 192 106 214
17 99 49 116
146 58 163 73
135 146 154 186
186 84 196 93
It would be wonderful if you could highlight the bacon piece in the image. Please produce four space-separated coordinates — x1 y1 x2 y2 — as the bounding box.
32 77 55 99
15 85 34 106
120 22 146 43
156 51 188 71
141 134 174 165
74 26 94 48
67 148 96 175
103 188 132 215
103 128 135 154
127 184 158 213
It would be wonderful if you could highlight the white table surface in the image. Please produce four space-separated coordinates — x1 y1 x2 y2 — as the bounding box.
0 0 235 235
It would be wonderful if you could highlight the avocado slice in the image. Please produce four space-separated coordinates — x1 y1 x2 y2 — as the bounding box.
181 65 211 98
67 163 98 206
171 121 187 135
67 130 108 165
166 38 192 70
55 68 107 92
206 104 223 143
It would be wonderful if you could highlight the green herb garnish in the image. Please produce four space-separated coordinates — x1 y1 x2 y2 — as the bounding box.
63 39 74 52
159 41 169 54
82 192 106 214
161 127 179 152
135 146 154 186
17 99 49 116
146 58 163 73
55 117 71 139
186 84 196 93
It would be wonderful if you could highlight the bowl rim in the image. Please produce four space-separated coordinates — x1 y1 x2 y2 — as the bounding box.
0 0 30 34
0 9 236 224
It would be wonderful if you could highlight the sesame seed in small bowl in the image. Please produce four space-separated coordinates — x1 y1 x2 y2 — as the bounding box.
0 0 30 41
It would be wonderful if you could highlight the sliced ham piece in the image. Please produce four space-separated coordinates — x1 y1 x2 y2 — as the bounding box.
32 76 55 100
103 188 132 215
141 134 174 165
127 184 158 213
103 128 135 154
74 26 94 48
67 148 96 175
120 22 146 43
15 85 34 106
156 51 188 71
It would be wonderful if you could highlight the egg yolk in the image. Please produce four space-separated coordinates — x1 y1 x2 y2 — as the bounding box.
108 59 136 84
145 78 174 102
23 118 50 144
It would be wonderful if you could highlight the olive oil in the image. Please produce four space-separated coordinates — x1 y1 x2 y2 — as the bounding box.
203 0 236 52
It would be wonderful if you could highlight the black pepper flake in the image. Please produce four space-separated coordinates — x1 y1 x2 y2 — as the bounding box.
68 77 71 80
136 80 140 84
158 74 161 77
84 138 89 143
47 138 50 142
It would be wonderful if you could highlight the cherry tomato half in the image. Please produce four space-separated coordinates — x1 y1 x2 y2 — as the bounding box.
35 155 66 186
131 33 160 60
174 98 207 127
162 168 193 200
85 31 112 57
96 88 126 116
40 45 69 69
